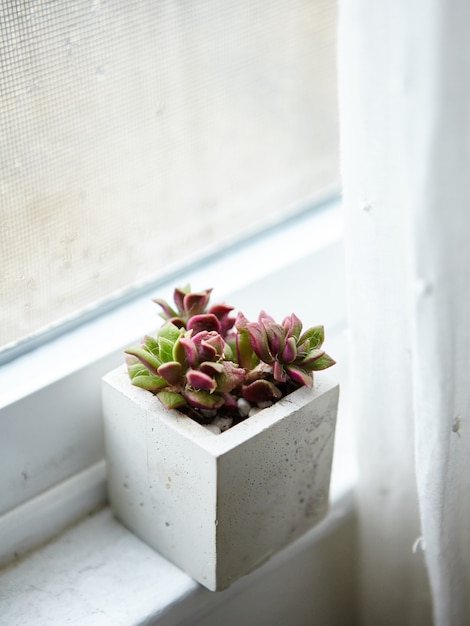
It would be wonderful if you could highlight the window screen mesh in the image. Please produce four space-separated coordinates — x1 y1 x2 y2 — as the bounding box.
1 0 338 350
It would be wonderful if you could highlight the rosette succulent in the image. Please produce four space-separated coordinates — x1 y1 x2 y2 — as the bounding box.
153 285 235 337
126 322 245 414
235 311 335 403
126 286 335 428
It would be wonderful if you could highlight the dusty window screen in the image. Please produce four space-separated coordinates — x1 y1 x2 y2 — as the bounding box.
1 0 338 350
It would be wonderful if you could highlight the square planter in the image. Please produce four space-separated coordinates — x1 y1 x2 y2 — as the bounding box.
102 364 339 591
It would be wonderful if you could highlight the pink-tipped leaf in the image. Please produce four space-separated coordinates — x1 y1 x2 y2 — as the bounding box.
158 361 183 385
187 313 221 335
285 365 313 387
242 379 282 403
157 390 188 410
124 346 161 375
179 336 199 369
186 369 217 392
183 389 224 410
281 336 297 363
282 313 303 340
246 322 273 363
183 289 212 317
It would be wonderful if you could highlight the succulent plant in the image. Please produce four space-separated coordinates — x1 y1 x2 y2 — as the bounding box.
126 286 335 428
153 285 235 337
125 322 245 415
235 311 335 403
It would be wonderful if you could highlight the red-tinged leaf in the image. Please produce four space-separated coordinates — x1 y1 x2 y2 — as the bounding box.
186 369 217 392
247 322 273 363
242 380 282 403
309 352 336 370
221 392 238 408
299 325 325 349
179 336 199 368
183 289 212 316
296 340 308 355
282 336 297 363
192 331 227 362
208 303 233 319
199 361 224 376
124 346 161 375
285 365 313 387
234 311 249 331
187 313 221 335
183 389 225 410
243 361 272 384
258 310 276 326
157 361 183 385
266 323 285 355
273 360 287 383
167 316 186 328
209 303 235 334
152 298 178 320
282 313 303 340
173 286 189 314
157 390 187 410
216 361 246 393
194 330 225 353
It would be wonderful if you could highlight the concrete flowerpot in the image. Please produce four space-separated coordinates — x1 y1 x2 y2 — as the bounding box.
102 364 339 591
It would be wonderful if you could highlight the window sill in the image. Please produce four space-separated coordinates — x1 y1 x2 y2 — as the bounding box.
0 350 355 625
0 492 355 626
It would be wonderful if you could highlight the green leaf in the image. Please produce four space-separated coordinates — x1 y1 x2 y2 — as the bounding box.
142 335 160 355
222 341 235 362
131 375 168 392
296 348 325 368
158 336 176 363
159 322 184 343
310 352 336 371
298 325 325 349
172 336 188 366
183 389 225 410
236 326 254 369
126 357 148 378
125 346 161 374
127 355 167 390
157 390 188 410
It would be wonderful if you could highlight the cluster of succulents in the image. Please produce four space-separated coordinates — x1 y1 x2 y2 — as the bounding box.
125 285 335 430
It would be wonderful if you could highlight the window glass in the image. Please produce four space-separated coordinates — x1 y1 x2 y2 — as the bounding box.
1 0 338 350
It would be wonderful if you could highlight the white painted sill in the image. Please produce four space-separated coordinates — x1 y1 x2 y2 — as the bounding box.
0 494 355 626
0 197 355 624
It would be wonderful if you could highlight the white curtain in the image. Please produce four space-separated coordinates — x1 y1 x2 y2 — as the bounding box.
339 1 470 625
